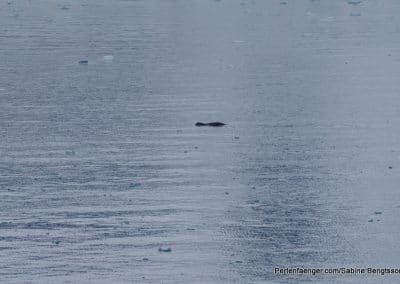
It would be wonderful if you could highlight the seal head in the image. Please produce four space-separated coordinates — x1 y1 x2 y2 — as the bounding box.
195 122 225 127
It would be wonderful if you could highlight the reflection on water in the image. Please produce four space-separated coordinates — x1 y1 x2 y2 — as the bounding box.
1 0 400 283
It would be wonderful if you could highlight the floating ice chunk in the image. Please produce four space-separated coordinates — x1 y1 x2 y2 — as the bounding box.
158 247 172 252
320 16 335 22
350 11 361 16
65 150 75 156
103 55 114 61
129 182 141 188
347 0 362 5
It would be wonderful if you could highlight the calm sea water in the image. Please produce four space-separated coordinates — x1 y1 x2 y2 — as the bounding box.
1 0 400 283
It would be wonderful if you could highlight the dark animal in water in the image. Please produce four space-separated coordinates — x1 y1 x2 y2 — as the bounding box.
195 122 225 127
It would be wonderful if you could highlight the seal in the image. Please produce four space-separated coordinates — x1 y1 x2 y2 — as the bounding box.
195 122 225 127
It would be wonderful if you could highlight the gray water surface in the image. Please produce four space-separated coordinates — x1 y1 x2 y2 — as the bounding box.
1 0 400 283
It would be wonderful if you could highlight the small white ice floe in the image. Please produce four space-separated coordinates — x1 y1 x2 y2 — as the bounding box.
158 247 172 252
350 11 361 16
320 16 335 22
103 55 114 61
129 182 141 188
347 0 362 5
